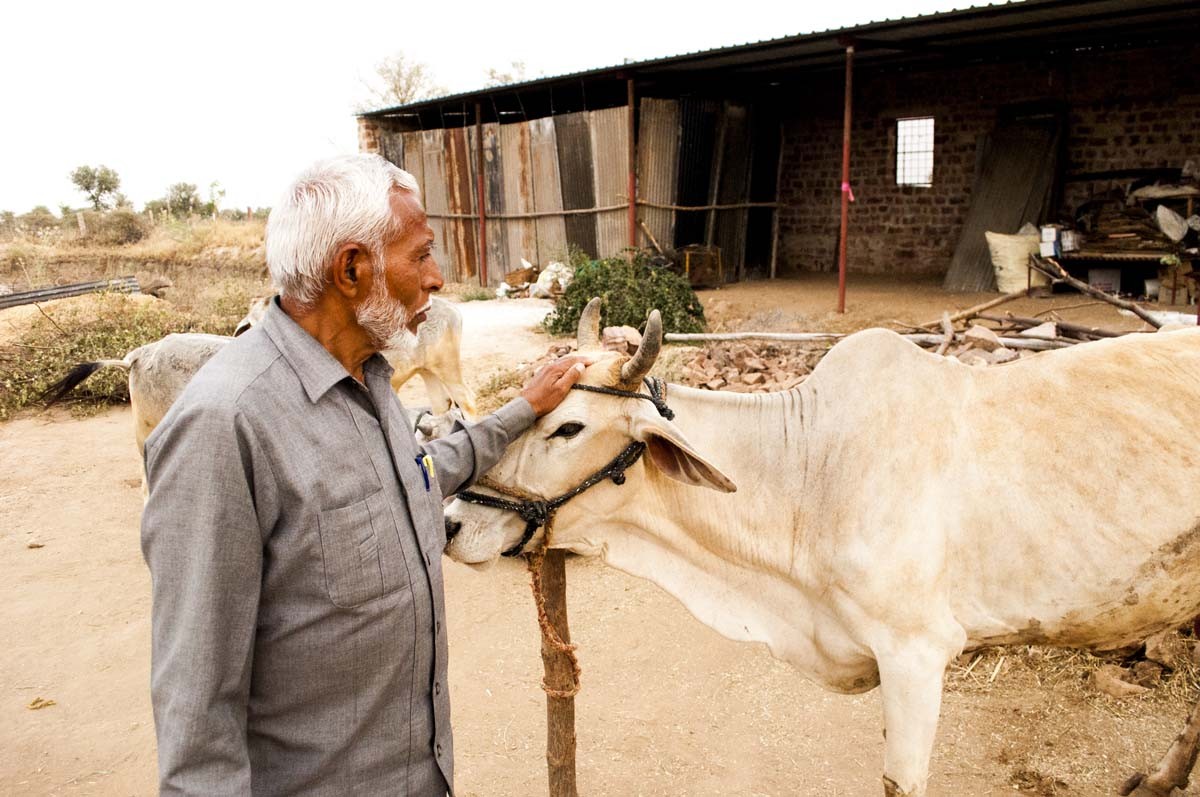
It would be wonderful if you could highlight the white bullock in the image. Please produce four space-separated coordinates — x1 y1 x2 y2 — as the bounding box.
444 299 1200 796
44 296 476 491
236 295 476 414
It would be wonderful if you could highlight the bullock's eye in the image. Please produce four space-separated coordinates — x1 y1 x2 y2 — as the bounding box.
550 422 585 439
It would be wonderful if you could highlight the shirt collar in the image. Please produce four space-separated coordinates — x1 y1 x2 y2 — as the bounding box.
260 297 394 403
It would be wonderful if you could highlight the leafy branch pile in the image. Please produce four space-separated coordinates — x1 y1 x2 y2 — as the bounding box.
541 252 706 336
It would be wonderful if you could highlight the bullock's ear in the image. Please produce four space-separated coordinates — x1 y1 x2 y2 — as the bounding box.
630 416 737 493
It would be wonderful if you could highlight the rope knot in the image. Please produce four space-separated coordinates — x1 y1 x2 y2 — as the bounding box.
518 500 550 528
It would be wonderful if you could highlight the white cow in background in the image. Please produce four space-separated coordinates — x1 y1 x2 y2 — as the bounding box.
444 298 1200 796
44 295 475 489
235 295 476 415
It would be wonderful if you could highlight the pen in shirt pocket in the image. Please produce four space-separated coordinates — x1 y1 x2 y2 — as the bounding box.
415 453 436 491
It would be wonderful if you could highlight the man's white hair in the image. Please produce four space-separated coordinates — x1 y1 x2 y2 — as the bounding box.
266 154 420 308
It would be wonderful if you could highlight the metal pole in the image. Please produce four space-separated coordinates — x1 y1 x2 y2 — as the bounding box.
627 78 637 250
475 102 488 287
837 44 855 314
705 105 728 248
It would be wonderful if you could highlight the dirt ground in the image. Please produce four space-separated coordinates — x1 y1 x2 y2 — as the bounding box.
696 272 1186 335
2 277 1196 796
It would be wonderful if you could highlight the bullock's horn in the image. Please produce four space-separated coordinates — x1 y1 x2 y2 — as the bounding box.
620 310 662 384
577 297 602 350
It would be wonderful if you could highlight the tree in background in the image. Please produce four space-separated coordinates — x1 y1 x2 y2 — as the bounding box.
202 181 225 218
69 165 121 210
165 183 200 217
483 61 530 87
361 52 446 110
17 206 60 234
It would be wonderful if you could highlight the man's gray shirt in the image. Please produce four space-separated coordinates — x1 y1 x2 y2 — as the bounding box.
140 300 535 796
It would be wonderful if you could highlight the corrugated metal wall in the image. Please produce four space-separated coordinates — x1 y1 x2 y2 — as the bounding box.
637 98 680 255
554 111 598 260
529 116 568 265
375 97 767 285
715 104 752 280
445 128 478 282
500 121 538 270
378 127 405 169
419 130 455 280
400 131 424 193
477 123 507 277
588 106 629 258
675 98 720 252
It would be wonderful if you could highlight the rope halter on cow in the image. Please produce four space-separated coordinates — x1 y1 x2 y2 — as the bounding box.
453 299 668 700
455 376 672 558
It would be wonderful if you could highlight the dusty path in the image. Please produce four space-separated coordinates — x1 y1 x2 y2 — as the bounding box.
1 290 1192 795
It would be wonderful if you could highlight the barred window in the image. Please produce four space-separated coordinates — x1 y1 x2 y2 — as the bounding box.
896 117 935 187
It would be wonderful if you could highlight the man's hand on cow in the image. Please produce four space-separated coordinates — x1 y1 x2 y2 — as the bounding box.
521 355 593 417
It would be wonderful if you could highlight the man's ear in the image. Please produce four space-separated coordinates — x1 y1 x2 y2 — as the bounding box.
330 243 368 299
630 414 737 493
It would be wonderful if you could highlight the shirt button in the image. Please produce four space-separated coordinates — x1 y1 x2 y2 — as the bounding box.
425 552 432 566
436 742 443 757
434 681 441 696
435 620 441 634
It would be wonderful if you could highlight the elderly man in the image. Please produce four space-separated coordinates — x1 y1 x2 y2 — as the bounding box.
141 154 585 795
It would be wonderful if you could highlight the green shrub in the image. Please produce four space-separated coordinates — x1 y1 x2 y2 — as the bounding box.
92 209 151 245
0 293 228 420
542 251 706 336
17 206 60 235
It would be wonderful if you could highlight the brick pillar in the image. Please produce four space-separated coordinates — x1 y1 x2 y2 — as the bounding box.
358 116 381 154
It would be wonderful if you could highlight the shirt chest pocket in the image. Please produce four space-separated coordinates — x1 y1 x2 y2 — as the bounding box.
317 489 405 608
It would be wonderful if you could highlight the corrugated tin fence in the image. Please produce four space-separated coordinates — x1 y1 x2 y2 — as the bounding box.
380 99 778 285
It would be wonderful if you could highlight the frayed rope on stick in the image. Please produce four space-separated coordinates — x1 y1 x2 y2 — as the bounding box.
525 547 582 699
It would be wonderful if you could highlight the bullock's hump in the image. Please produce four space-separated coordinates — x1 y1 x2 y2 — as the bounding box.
814 328 933 374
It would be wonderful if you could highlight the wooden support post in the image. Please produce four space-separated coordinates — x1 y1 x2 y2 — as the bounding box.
476 102 488 287
704 105 728 248
539 549 578 797
627 78 637 251
769 121 785 280
836 42 855 314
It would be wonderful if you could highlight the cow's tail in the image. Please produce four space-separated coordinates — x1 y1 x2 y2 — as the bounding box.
42 359 130 406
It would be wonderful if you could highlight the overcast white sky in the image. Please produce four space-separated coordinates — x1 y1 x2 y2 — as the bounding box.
0 0 987 214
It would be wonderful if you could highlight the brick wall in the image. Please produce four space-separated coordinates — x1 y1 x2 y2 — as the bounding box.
777 42 1200 276
358 116 382 155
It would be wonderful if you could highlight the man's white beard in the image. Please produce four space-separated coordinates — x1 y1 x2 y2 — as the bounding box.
356 277 416 351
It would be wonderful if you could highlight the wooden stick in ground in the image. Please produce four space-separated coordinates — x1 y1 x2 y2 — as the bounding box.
532 549 579 797
637 219 665 257
935 312 955 356
917 289 1029 330
1034 257 1163 329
